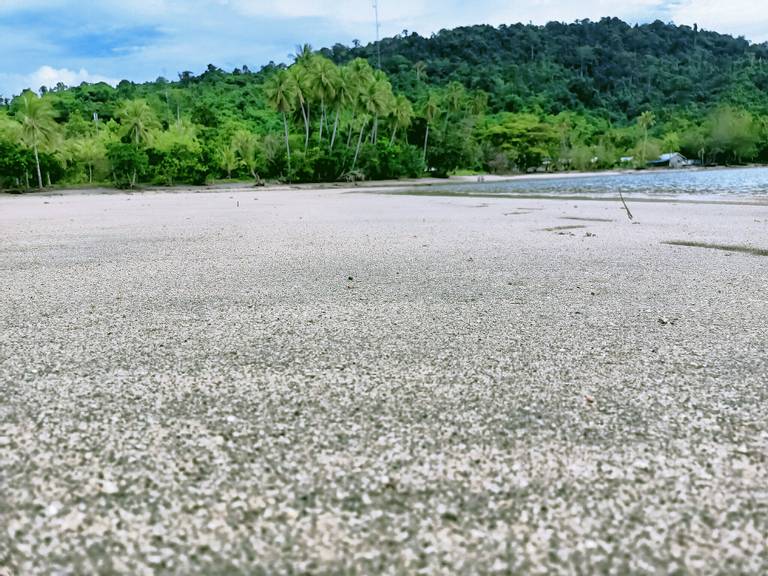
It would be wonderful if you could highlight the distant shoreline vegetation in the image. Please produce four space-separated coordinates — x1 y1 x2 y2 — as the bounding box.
3 17 768 191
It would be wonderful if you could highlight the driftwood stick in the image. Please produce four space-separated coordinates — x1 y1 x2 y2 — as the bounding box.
618 190 634 220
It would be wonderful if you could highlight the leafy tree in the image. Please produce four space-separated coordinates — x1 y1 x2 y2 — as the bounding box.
0 111 22 142
0 141 33 190
152 143 207 185
481 113 559 171
708 107 759 163
106 142 149 188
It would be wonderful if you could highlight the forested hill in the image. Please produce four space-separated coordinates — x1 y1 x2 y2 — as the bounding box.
321 17 768 120
4 17 768 191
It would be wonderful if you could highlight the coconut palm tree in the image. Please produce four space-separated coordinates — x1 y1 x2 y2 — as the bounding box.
443 81 466 131
74 136 106 183
470 91 489 117
290 64 312 151
347 59 376 169
264 69 297 170
414 61 428 83
309 57 340 143
638 110 656 164
330 66 357 149
422 92 440 166
347 59 375 98
118 99 159 146
366 72 394 144
261 133 283 167
116 99 160 187
390 95 414 145
232 130 262 184
292 43 314 65
15 91 58 189
351 113 370 171
218 144 238 179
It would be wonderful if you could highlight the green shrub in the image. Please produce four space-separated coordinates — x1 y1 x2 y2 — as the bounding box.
106 143 149 188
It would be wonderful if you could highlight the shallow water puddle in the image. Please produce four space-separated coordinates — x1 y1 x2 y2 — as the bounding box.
541 225 588 232
663 240 768 256
559 217 613 222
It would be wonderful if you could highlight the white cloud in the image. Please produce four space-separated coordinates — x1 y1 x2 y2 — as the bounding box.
668 0 768 42
32 66 119 88
0 66 119 97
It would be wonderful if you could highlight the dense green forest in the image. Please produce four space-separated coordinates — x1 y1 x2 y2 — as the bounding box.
3 17 768 190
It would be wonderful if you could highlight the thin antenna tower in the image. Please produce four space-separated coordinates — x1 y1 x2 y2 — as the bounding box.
373 0 381 68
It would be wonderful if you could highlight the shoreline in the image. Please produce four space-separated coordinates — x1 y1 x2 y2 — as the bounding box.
4 164 768 200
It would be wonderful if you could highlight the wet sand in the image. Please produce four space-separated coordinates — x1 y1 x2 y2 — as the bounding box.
1 187 767 574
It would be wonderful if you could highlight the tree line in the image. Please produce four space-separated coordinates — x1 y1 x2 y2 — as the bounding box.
3 18 768 191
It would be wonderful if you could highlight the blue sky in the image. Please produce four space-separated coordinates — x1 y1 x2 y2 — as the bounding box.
1 0 766 98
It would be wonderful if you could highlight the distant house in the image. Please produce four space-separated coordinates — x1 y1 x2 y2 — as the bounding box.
648 152 690 169
620 156 634 164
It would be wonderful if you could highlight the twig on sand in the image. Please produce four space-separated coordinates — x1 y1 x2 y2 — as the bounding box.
618 190 634 220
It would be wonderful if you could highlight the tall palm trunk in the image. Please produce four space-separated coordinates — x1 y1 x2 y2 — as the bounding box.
299 102 309 151
319 99 325 143
33 144 43 190
132 128 139 187
643 128 649 164
422 124 430 166
352 120 367 170
330 109 340 149
390 125 398 145
370 115 379 144
346 121 354 148
282 112 291 172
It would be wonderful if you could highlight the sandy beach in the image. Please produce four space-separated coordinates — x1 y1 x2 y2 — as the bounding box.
1 186 767 574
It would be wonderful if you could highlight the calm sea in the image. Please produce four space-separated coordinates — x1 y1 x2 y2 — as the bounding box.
399 167 768 201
